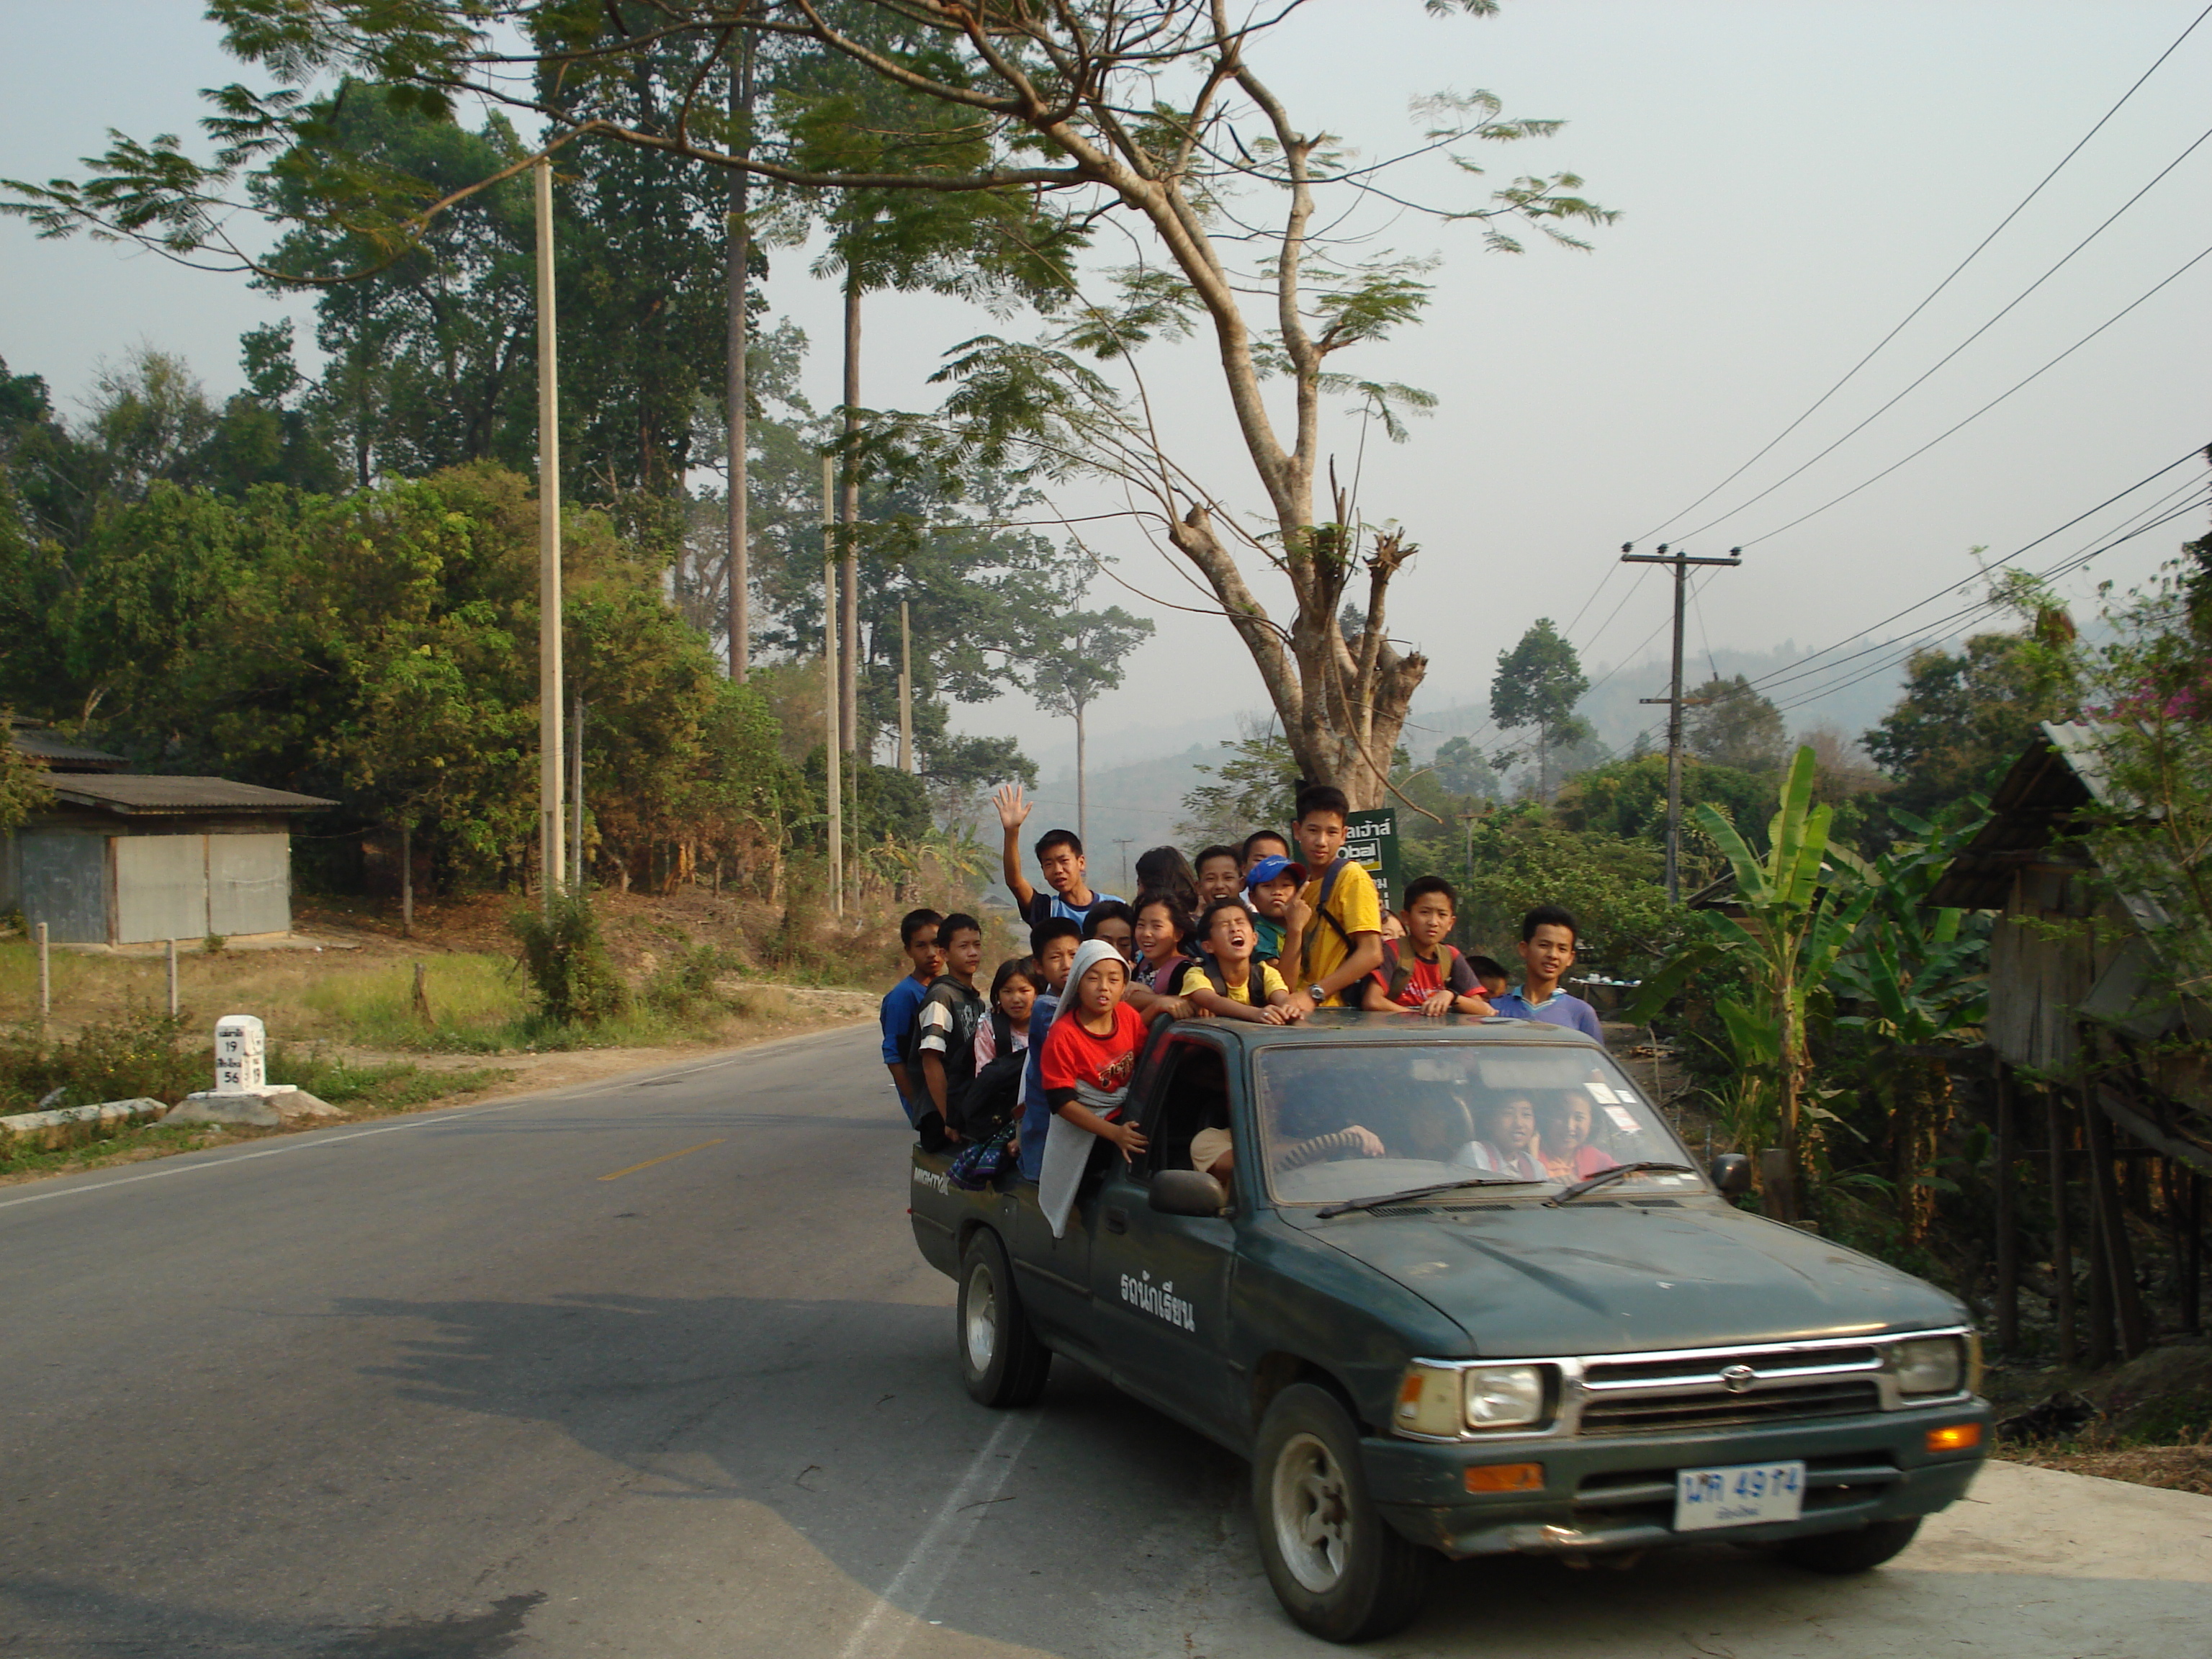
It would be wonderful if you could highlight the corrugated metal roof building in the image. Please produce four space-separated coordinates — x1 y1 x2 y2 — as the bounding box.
1 724 336 944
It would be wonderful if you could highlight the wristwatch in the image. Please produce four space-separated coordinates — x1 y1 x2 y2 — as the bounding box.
1306 983 1328 1004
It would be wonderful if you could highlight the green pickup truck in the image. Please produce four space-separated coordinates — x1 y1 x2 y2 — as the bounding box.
908 1012 1990 1642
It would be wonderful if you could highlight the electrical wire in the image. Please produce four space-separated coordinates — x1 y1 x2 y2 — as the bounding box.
1635 0 2212 544
1722 235 2212 547
1728 445 2211 698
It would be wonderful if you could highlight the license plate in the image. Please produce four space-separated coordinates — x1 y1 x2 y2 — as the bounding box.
1673 1460 1805 1532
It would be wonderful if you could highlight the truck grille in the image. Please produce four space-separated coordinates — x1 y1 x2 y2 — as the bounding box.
1578 1377 1882 1435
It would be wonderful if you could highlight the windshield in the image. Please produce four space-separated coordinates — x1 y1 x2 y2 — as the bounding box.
1252 1041 1701 1208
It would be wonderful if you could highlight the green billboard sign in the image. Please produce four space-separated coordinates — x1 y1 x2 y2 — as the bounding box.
1343 807 1403 916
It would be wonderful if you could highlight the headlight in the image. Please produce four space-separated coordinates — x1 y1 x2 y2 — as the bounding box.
1892 1336 1965 1396
1465 1365 1548 1429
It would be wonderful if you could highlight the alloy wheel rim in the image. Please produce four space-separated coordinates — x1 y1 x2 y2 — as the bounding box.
964 1262 999 1373
1272 1431 1352 1592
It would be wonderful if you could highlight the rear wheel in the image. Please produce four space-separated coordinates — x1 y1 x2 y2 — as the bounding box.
1778 1516 1923 1574
956 1231 1051 1408
1251 1382 1432 1642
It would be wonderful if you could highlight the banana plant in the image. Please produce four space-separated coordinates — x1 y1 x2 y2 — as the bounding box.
1632 747 1875 1219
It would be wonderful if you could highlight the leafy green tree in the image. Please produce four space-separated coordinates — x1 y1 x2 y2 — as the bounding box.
1864 586 2079 822
6 1 1609 807
1557 752 1774 873
1830 801 1991 1244
1031 606 1154 842
1490 619 1591 801
1447 805 1681 966
0 716 53 834
1630 748 1876 1223
1179 727 1301 845
1431 734 1500 801
1686 673 1786 773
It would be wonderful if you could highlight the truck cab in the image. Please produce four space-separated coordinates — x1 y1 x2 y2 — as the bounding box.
909 1012 1990 1642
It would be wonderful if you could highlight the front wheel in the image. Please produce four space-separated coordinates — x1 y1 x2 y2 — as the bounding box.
1777 1516 1922 1574
956 1231 1051 1408
1251 1382 1432 1642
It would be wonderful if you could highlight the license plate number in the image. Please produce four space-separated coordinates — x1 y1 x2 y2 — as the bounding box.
1673 1460 1805 1531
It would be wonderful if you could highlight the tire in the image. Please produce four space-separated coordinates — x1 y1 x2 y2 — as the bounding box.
1251 1382 1433 1643
956 1231 1051 1408
1777 1516 1923 1575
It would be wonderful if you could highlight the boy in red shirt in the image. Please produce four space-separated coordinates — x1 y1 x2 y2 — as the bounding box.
1362 876 1494 1018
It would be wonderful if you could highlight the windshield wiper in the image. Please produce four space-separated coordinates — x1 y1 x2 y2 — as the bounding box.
1545 1161 1698 1206
1317 1176 1545 1219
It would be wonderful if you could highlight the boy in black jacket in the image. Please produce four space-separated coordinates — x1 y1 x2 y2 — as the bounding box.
913 912 986 1151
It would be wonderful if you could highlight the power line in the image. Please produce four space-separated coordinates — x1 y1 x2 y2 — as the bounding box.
1763 485 2212 716
1730 445 2211 698
1637 1 2212 544
1719 232 2212 547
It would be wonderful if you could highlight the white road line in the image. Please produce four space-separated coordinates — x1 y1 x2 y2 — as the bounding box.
0 1022 873 1215
837 1412 1040 1659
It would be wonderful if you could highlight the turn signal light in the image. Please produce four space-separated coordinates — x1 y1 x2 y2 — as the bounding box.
1465 1462 1545 1494
1925 1423 1983 1454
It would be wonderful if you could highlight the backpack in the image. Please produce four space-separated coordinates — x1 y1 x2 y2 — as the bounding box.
1186 955 1274 1006
952 1008 1025 1140
1298 858 1360 985
906 976 984 1092
1378 938 1465 1007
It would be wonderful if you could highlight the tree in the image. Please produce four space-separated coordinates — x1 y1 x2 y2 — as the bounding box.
1490 619 1591 801
5 1 1610 806
1179 724 1301 845
1864 576 2080 822
1431 734 1500 801
1685 673 1786 773
1630 748 1875 1223
1030 606 1153 842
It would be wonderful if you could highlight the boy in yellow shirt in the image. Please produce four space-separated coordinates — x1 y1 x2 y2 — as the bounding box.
1282 784 1385 1015
1181 897 1298 1023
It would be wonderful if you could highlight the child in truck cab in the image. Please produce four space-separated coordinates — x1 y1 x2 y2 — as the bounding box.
1037 938 1156 1237
1362 876 1494 1018
1090 900 1195 1023
1465 953 1512 1002
881 908 943 1127
913 912 986 1152
1182 896 1296 1023
1015 917 1083 1180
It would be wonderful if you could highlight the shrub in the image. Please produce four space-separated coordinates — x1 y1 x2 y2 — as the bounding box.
510 893 628 1027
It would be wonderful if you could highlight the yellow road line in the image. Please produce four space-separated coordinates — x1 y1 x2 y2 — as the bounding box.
596 1138 727 1182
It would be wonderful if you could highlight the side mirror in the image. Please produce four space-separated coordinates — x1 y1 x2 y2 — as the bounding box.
1710 1154 1753 1197
1151 1169 1227 1218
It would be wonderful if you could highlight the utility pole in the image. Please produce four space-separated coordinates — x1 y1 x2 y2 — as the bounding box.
534 156 565 909
822 457 844 920
899 599 914 773
1620 541 1741 902
570 694 585 890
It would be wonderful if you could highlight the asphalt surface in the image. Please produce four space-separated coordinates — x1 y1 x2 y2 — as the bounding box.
1 1022 2206 1658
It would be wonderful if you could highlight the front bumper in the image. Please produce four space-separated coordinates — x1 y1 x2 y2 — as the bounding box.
1364 1398 1992 1558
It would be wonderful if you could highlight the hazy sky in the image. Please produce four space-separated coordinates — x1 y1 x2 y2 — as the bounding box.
5 2 2208 775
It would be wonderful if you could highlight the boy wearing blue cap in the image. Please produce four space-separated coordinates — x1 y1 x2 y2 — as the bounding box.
1243 853 1307 968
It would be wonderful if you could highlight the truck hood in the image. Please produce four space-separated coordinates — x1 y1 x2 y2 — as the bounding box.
1293 1199 1966 1357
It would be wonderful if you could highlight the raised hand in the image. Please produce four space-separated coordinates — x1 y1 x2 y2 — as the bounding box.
992 782 1032 832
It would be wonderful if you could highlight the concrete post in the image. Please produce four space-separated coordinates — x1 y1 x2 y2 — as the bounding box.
214 1014 266 1094
166 938 180 1017
36 921 50 1030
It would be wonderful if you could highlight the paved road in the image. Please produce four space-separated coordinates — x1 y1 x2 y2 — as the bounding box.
1 1025 2206 1658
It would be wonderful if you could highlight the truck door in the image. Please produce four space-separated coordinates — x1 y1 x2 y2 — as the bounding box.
1089 1030 1239 1439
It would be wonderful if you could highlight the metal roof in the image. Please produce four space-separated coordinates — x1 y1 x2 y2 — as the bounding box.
8 727 128 773
41 774 338 816
1925 721 2119 910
